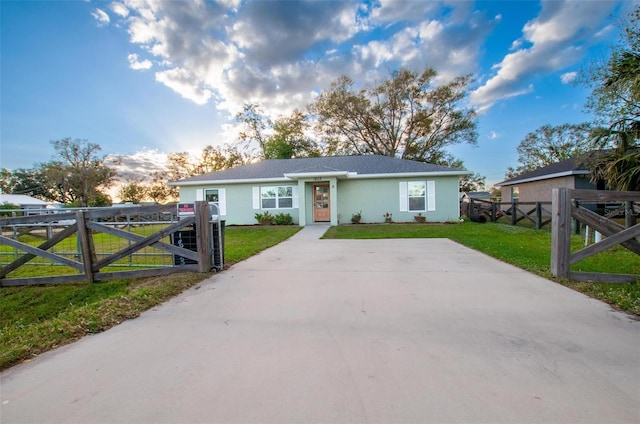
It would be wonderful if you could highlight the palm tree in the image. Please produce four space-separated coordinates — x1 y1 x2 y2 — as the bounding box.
587 6 639 191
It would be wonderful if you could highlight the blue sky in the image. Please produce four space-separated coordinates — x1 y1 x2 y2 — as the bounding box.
1 0 634 187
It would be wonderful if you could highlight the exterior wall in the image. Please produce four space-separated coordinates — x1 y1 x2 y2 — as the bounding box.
500 176 597 203
336 176 461 223
178 174 462 225
179 183 300 225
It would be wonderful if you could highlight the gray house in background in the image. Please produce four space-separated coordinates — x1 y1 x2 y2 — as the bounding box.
170 155 470 226
496 156 601 203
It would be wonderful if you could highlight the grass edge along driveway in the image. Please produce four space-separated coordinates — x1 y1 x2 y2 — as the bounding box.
2 222 638 371
0 226 301 370
323 222 639 317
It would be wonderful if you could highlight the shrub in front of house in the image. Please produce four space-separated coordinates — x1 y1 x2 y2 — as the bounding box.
254 211 274 225
274 213 293 225
351 210 362 224
0 203 21 217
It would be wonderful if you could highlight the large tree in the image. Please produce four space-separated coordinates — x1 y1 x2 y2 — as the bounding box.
153 144 247 200
0 167 52 200
582 5 640 190
40 138 116 206
118 180 148 204
310 67 477 163
506 123 596 178
236 104 320 159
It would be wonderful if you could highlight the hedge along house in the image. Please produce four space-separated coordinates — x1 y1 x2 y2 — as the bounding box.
169 155 470 226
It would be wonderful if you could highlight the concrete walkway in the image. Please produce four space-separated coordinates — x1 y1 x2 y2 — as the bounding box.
2 226 639 423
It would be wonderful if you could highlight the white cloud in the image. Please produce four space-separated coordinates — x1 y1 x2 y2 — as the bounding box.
127 53 152 70
560 71 577 84
155 68 213 105
91 8 110 27
110 2 129 17
106 148 169 183
102 0 499 118
488 131 501 140
470 0 618 112
103 0 617 128
370 0 438 24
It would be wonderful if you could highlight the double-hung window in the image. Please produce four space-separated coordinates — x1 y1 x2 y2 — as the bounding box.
408 181 426 211
260 186 293 209
400 181 435 212
196 188 226 215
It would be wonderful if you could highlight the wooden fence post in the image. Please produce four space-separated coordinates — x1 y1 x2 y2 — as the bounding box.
535 202 542 230
626 201 637 228
551 188 572 278
75 210 96 283
195 201 212 273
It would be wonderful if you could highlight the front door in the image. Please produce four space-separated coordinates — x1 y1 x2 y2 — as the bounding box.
313 183 330 222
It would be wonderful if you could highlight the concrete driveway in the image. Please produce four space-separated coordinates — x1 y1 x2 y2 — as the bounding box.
2 225 639 423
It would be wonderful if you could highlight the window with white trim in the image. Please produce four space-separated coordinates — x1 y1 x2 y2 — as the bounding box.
261 186 294 209
400 181 436 212
197 188 226 215
408 181 426 211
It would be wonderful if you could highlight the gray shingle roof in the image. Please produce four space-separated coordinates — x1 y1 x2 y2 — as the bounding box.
496 156 591 186
172 155 466 184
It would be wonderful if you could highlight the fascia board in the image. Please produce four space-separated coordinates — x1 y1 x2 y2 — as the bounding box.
347 171 472 179
168 177 289 186
495 170 590 187
170 170 471 186
283 171 351 179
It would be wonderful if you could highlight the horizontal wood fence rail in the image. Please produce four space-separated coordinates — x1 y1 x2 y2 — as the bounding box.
551 189 639 284
0 202 216 287
467 198 553 229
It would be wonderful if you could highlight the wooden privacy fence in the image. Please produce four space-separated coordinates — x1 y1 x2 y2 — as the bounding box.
551 189 640 283
0 202 220 287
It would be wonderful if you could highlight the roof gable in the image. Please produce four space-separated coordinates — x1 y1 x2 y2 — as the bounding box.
0 194 49 206
496 156 592 187
171 155 468 185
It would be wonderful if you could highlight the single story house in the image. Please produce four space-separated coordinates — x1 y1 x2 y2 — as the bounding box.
460 191 492 202
169 155 470 226
0 194 50 212
496 156 602 203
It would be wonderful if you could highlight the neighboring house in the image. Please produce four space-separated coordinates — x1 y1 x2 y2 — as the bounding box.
0 194 50 213
460 191 494 218
496 156 602 203
170 155 470 226
460 191 492 202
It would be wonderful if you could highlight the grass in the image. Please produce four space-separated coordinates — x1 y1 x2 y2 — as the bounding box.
0 225 300 370
0 224 180 278
323 222 640 316
224 225 302 264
